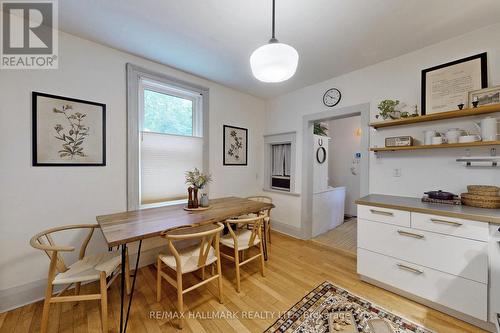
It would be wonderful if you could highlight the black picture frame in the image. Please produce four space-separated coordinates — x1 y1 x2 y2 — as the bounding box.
32 91 106 166
223 125 248 166
421 52 487 115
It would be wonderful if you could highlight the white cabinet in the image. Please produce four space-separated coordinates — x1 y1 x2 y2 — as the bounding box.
357 204 490 323
358 205 410 227
358 248 488 321
412 212 489 242
358 219 488 283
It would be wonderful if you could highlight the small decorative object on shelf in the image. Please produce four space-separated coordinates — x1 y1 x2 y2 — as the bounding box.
385 136 413 147
457 103 464 110
376 99 401 120
185 168 212 209
472 96 479 108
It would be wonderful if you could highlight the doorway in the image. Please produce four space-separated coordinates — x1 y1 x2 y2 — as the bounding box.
300 103 370 255
311 115 362 254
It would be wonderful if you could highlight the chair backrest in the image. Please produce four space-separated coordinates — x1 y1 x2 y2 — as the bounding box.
225 215 265 248
246 196 273 204
246 196 272 217
161 223 224 270
30 224 99 273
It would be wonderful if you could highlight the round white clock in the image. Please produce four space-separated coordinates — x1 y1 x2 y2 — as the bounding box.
323 88 341 107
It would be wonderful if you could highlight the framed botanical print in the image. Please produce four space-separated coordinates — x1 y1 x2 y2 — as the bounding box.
223 125 248 166
421 53 487 115
32 92 106 166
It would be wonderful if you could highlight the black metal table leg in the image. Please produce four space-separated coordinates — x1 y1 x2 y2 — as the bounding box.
123 240 142 333
120 244 126 333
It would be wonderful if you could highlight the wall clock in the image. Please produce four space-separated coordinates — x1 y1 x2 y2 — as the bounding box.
323 88 341 107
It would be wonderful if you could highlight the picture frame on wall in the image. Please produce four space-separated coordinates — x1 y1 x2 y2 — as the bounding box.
32 92 106 166
223 125 248 166
468 86 500 108
421 52 487 115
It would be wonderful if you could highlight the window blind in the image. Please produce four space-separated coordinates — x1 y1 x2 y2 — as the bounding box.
140 132 203 204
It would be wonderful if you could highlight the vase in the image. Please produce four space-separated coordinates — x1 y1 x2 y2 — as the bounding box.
187 187 194 208
200 193 209 207
193 188 199 208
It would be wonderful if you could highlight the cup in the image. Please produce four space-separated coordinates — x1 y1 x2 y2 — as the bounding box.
431 136 445 145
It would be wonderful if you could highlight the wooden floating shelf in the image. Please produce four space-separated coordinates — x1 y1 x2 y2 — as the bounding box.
370 141 500 152
370 104 500 129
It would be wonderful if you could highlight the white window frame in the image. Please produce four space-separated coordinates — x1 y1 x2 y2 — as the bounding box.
140 78 203 138
263 131 298 195
126 64 209 211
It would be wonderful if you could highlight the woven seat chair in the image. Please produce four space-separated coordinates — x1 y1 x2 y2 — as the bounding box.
219 215 266 292
156 222 224 329
245 195 273 244
30 224 131 333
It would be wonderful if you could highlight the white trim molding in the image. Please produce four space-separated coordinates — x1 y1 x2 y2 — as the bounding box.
126 63 210 211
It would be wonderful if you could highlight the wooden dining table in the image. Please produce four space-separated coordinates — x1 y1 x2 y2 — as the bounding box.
96 196 274 333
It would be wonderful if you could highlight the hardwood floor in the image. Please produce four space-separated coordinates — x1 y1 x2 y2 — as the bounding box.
311 218 357 255
0 232 487 333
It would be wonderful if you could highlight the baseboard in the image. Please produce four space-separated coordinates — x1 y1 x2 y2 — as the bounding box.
270 218 304 239
360 275 496 332
0 245 163 313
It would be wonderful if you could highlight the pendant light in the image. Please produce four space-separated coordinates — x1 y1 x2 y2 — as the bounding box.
250 0 298 83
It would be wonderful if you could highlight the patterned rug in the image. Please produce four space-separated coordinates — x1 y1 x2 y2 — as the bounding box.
265 281 434 333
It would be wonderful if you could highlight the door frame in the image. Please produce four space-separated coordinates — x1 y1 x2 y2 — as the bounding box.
300 103 370 239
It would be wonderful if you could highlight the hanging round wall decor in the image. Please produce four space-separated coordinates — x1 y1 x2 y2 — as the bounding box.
316 146 327 164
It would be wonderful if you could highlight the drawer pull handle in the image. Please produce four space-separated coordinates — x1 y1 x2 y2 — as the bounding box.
370 209 394 217
397 263 423 274
430 218 462 227
397 230 424 239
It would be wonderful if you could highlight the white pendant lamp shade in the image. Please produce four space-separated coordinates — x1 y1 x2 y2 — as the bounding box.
250 0 298 83
250 42 298 83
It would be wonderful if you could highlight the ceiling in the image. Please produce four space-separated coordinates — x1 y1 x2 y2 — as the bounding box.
59 0 500 99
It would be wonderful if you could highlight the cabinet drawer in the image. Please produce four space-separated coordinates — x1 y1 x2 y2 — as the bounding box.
357 205 410 227
358 248 487 321
411 212 488 242
358 219 488 283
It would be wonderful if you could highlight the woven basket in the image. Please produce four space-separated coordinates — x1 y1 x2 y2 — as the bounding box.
461 193 500 209
467 185 500 197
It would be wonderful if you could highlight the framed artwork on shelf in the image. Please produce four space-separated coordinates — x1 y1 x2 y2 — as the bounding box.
32 92 106 166
468 86 500 108
421 52 487 115
223 125 248 166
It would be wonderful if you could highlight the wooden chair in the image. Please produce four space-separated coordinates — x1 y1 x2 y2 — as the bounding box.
246 195 273 244
30 224 131 333
219 215 266 292
156 222 224 329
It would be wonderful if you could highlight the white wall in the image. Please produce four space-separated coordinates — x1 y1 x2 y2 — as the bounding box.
265 23 500 230
328 116 361 216
0 31 266 309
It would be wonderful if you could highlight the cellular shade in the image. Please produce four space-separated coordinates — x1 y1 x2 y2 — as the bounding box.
140 132 203 204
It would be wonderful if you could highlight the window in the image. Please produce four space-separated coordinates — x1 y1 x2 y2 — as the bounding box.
140 78 204 206
263 132 297 194
127 64 208 210
271 144 291 191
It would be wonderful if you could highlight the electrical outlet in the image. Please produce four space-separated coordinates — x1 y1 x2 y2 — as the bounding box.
392 168 402 177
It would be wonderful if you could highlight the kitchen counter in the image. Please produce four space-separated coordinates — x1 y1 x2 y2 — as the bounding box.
356 194 500 224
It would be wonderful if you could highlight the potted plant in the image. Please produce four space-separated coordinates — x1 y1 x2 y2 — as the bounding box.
376 99 401 120
185 168 212 208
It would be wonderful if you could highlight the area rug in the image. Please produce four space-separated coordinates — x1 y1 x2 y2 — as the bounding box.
265 281 434 333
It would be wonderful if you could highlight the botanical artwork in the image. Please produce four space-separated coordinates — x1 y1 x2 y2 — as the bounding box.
53 105 90 159
33 92 106 166
223 125 248 165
